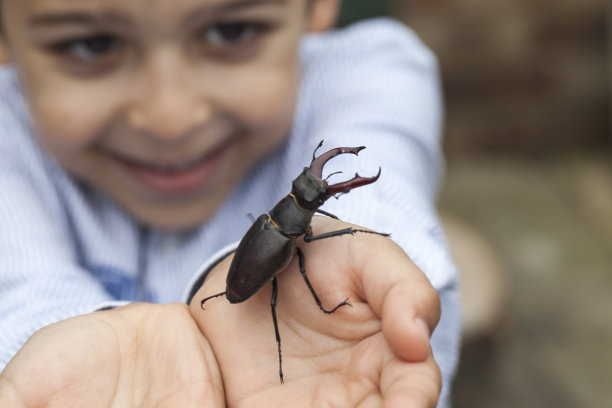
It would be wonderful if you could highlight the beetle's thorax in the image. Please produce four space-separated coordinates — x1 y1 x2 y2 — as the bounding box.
268 168 328 237
268 195 312 237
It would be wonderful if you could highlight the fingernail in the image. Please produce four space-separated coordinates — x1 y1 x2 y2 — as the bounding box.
415 318 431 339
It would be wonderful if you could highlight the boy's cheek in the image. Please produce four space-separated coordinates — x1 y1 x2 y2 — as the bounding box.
28 98 100 155
21 74 118 152
213 54 300 118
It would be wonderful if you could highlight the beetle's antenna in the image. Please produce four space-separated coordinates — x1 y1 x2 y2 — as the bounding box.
200 291 226 310
311 140 324 162
325 171 342 182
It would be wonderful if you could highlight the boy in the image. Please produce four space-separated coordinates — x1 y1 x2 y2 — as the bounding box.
0 0 459 406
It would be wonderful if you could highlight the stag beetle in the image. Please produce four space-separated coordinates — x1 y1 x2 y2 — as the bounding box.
201 141 388 383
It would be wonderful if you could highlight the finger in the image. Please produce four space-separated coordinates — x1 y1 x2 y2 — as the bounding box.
381 354 442 408
351 236 441 362
381 279 440 362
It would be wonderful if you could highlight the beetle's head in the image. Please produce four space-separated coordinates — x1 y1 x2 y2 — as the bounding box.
290 141 381 211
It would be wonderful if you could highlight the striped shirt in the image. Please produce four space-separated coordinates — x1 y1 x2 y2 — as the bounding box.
0 18 459 407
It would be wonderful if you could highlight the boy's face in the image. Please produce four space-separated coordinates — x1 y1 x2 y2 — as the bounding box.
0 0 338 230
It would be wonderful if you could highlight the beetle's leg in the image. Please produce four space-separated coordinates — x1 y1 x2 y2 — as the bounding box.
296 247 351 314
200 291 226 310
304 228 390 242
270 277 284 384
315 208 339 219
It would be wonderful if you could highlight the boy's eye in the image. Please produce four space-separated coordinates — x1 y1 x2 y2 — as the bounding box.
52 34 122 61
203 22 262 47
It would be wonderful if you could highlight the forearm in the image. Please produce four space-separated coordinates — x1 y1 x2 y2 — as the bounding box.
0 161 114 369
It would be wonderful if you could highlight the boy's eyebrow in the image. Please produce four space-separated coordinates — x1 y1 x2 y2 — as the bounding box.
185 0 288 22
28 11 129 28
27 0 287 29
210 0 287 12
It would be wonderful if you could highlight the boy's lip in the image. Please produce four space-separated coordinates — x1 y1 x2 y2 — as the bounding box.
107 141 232 196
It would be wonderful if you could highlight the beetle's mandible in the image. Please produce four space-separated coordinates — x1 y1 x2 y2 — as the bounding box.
200 140 388 383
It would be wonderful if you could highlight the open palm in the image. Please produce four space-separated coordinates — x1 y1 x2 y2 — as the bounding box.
0 220 442 408
0 303 225 408
190 217 442 408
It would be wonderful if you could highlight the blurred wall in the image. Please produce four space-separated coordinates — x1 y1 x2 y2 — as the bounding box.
396 0 610 156
339 0 611 156
337 0 389 27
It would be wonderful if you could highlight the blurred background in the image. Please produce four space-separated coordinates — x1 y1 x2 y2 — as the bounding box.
339 1 611 407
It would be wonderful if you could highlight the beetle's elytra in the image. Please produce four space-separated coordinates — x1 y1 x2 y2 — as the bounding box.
201 141 388 383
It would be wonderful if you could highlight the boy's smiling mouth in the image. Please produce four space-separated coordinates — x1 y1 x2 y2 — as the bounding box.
6 0 312 229
105 140 232 197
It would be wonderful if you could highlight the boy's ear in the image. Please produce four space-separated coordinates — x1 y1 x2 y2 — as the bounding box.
0 47 8 64
0 48 8 64
0 37 9 64
306 0 342 32
0 6 7 63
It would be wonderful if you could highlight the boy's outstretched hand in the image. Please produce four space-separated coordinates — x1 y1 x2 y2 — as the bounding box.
0 217 442 408
0 303 225 407
190 216 442 408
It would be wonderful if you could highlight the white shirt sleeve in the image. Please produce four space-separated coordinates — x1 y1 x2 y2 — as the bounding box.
184 18 461 407
0 19 460 407
0 73 117 369
293 19 461 407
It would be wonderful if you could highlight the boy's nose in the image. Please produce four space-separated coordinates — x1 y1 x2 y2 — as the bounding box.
126 66 212 142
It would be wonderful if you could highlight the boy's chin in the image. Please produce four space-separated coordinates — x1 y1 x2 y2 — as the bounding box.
99 169 232 231
124 196 224 232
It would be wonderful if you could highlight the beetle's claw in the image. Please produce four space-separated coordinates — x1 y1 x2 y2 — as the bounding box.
310 146 366 179
326 167 381 196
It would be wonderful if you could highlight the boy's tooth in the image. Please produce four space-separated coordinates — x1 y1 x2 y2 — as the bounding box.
153 156 203 173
